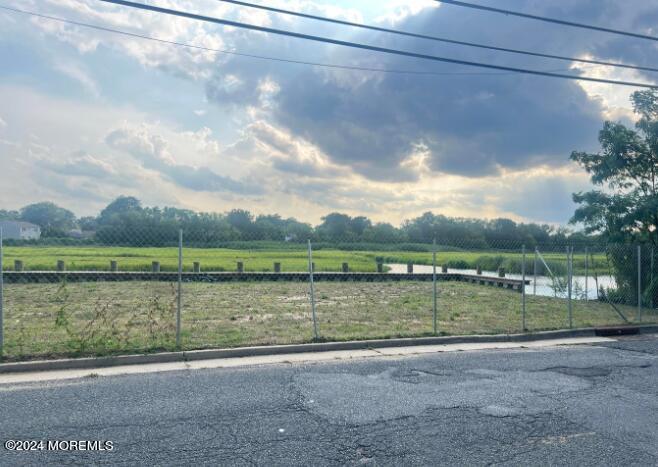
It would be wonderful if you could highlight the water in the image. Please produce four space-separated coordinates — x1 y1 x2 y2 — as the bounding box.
385 264 617 300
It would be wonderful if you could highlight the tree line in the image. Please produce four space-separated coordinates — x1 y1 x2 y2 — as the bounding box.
0 196 594 249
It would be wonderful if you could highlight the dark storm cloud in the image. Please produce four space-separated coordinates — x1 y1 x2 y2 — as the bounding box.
205 0 658 181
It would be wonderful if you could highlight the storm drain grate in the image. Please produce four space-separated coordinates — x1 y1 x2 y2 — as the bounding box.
595 326 640 337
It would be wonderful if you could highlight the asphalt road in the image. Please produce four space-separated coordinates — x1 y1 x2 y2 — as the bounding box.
1 335 657 466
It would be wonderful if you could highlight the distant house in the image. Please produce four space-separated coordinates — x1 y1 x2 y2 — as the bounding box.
0 221 41 240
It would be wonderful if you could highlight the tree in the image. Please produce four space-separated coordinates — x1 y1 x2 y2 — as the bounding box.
317 213 356 242
99 196 142 224
363 222 404 243
0 209 19 221
570 90 658 304
78 216 98 231
255 214 285 240
226 209 255 239
349 216 372 237
484 218 521 246
282 218 313 242
20 202 76 237
571 91 658 243
402 212 488 248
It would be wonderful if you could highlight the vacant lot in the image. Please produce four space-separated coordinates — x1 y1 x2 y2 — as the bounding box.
3 245 608 274
2 279 651 361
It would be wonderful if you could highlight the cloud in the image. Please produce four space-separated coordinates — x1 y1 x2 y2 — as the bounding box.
201 0 657 182
242 120 347 177
0 116 6 129
4 0 658 225
375 0 439 26
40 151 116 178
0 85 189 214
105 124 263 195
53 61 100 97
493 168 594 224
16 0 364 81
20 0 228 79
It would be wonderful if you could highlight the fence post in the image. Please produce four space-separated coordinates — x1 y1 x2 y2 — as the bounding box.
176 229 182 348
567 247 573 329
533 247 538 295
649 247 654 310
307 239 318 340
522 244 526 331
638 245 642 323
432 238 437 335
584 246 589 302
0 227 4 357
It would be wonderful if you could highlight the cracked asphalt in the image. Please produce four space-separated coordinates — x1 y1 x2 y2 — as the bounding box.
1 335 657 466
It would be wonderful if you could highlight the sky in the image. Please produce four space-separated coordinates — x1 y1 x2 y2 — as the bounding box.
0 0 656 225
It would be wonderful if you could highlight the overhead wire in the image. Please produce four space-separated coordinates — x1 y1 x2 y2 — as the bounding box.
212 0 658 74
435 0 658 42
0 4 590 78
93 0 658 89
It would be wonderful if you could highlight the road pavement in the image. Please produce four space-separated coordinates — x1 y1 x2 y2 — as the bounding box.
1 335 657 466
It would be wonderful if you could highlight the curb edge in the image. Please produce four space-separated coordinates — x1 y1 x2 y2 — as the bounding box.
1 325 656 374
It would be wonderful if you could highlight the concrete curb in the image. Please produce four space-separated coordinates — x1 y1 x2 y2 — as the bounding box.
1 325 657 374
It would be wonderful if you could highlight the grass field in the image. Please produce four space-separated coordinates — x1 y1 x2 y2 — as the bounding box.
2 246 610 275
2 279 653 361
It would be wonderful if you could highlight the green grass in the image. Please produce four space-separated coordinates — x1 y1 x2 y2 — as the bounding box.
2 280 654 361
2 246 609 274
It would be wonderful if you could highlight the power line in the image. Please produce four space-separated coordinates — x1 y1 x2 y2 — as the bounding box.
96 0 658 89
436 0 658 42
0 4 583 77
213 0 658 74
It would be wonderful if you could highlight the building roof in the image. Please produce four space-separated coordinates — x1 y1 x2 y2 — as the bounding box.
0 220 41 229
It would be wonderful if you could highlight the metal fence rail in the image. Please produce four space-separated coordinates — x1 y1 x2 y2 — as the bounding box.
0 233 656 360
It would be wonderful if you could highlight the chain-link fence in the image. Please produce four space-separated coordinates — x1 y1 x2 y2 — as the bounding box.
0 228 656 361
